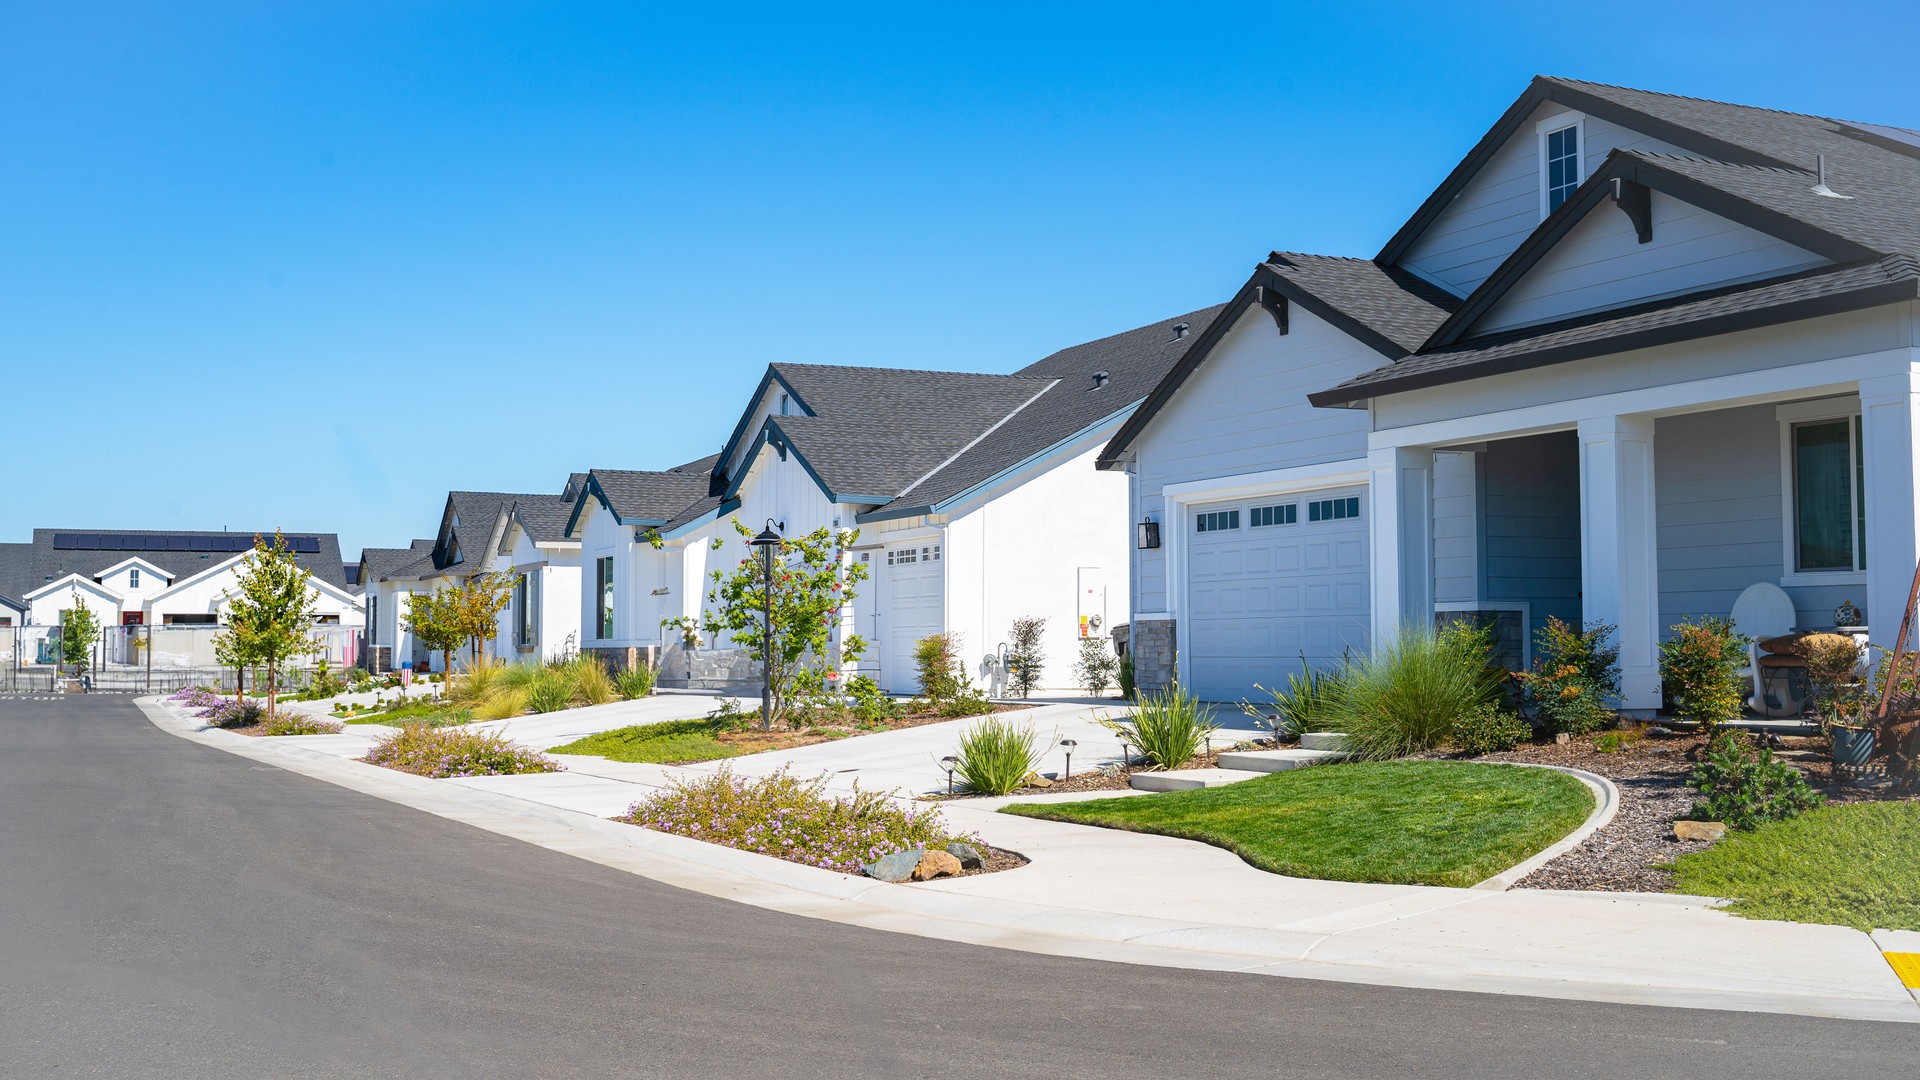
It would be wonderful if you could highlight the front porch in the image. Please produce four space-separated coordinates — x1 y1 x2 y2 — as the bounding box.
1370 358 1920 713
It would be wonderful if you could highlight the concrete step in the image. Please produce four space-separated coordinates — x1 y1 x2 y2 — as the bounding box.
1214 748 1349 773
1129 768 1266 792
1298 731 1351 752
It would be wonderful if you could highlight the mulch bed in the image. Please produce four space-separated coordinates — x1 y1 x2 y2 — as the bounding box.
955 845 1029 877
1428 730 1918 892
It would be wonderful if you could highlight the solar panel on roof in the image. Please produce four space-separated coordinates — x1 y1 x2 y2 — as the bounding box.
1842 121 1920 160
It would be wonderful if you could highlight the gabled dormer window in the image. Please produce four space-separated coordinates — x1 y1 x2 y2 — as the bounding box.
1542 121 1582 215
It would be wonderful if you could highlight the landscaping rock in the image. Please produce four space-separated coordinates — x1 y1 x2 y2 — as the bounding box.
945 841 984 870
912 850 963 880
1022 772 1055 789
1673 820 1728 843
1646 725 1674 737
864 848 924 882
1554 732 1572 745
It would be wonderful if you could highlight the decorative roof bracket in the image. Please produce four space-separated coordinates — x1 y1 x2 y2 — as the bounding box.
1254 284 1290 334
1611 177 1654 243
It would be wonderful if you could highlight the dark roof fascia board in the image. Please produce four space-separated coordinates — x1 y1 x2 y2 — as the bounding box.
712 367 812 485
719 421 842 504
1424 153 1879 349
1098 265 1410 469
1308 267 1920 407
1378 77 1804 265
865 406 1134 523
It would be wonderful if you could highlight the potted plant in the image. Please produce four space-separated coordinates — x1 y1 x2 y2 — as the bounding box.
1805 633 1871 768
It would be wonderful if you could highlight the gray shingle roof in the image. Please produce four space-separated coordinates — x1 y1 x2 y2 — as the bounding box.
1310 76 1920 404
588 469 716 524
502 496 579 547
360 540 436 583
0 529 353 603
873 306 1227 514
751 364 1056 502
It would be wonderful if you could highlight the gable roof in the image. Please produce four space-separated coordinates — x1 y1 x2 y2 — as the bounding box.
1311 76 1920 406
872 305 1228 515
0 530 352 606
715 364 1057 505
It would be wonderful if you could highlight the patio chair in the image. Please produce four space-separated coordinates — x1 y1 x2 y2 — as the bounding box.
1730 582 1805 717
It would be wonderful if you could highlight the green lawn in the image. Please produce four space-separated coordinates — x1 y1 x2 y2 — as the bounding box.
1669 802 1920 931
338 700 473 727
1004 761 1594 888
547 719 742 764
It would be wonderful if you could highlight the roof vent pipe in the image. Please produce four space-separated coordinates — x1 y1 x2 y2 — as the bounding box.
1091 370 1110 389
1172 322 1190 339
1812 154 1853 199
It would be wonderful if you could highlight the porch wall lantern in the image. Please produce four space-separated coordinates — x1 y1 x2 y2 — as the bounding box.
1136 517 1161 550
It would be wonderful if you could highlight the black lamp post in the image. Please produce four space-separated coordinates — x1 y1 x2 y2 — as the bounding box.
941 754 959 795
1060 738 1077 780
747 520 783 732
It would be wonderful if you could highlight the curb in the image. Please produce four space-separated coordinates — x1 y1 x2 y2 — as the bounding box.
1470 762 1620 890
136 695 1920 1025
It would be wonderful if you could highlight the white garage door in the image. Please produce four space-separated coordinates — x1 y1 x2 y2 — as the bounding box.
879 542 944 694
1186 487 1370 703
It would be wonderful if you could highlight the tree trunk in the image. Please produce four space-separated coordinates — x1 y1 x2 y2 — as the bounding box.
267 659 278 716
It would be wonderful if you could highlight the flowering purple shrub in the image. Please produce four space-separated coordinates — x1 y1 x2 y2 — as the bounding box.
619 767 980 874
169 687 267 729
257 713 345 736
363 723 563 779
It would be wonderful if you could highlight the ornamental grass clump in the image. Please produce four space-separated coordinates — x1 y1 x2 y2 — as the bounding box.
952 715 1049 795
363 723 563 779
620 767 979 874
257 712 346 736
614 663 657 700
1103 686 1215 769
1334 622 1507 760
523 667 574 714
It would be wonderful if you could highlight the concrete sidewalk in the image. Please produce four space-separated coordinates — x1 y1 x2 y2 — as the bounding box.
140 694 1920 1025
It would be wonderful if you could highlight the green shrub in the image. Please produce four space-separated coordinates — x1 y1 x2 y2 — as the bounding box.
1449 703 1529 755
847 675 903 724
614 663 657 700
1802 633 1865 731
1117 655 1136 701
363 724 563 778
913 632 967 704
1005 617 1047 698
1685 731 1824 831
952 715 1049 795
1659 617 1747 734
1521 618 1620 735
938 688 995 718
620 767 978 874
257 712 346 736
551 718 739 764
1335 623 1506 760
1249 656 1350 740
1074 636 1118 696
1593 728 1644 753
1103 686 1215 769
524 668 573 713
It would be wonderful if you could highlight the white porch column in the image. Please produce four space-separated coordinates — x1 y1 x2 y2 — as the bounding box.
1367 445 1434 643
1577 414 1661 712
1859 366 1920 651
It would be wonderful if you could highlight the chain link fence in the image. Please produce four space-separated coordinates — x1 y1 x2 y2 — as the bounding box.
2 624 362 693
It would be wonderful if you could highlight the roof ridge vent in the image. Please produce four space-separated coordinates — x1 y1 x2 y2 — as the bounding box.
1812 154 1853 199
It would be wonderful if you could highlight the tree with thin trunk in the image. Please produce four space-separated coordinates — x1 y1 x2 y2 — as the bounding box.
59 591 101 679
402 587 464 686
454 571 515 670
215 531 321 715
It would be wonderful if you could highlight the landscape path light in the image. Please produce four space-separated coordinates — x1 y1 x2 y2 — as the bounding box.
1060 738 1077 780
941 754 959 795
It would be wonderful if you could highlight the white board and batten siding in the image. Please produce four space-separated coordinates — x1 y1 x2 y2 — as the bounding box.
1400 105 1689 296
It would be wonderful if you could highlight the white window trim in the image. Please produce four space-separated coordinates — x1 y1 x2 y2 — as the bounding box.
1777 397 1866 587
1536 111 1585 221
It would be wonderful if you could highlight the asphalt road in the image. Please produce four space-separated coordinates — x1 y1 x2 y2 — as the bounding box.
1 695 1914 1079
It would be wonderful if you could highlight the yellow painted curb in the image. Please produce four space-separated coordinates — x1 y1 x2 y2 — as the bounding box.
1885 953 1920 989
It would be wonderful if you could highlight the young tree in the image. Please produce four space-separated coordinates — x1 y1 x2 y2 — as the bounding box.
701 520 869 728
402 587 464 685
216 531 321 714
1005 617 1047 698
1074 635 1118 696
59 591 101 678
452 571 515 669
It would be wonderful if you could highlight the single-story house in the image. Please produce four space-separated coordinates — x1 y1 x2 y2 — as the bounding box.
1105 76 1920 711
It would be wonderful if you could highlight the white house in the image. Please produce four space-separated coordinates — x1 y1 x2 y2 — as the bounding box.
1106 76 1920 712
572 310 1222 694
480 495 584 664
357 539 436 673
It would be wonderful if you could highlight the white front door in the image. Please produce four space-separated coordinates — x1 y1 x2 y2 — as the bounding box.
879 542 944 694
1186 486 1371 702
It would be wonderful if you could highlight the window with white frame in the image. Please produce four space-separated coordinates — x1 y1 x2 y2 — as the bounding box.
1789 414 1866 574
515 572 536 646
1542 121 1582 214
1250 504 1297 528
129 567 140 588
1195 510 1240 533
596 556 615 639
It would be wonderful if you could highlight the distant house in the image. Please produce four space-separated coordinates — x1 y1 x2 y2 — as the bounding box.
1108 76 1920 711
570 309 1221 694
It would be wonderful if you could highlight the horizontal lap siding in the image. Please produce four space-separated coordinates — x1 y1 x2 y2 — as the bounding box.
1131 307 1377 612
1481 432 1582 640
1402 105 1687 296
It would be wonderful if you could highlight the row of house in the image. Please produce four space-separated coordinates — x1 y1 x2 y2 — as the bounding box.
360 76 1920 711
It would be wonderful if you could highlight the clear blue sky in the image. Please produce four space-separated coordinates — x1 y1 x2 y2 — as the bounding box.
6 2 1917 561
